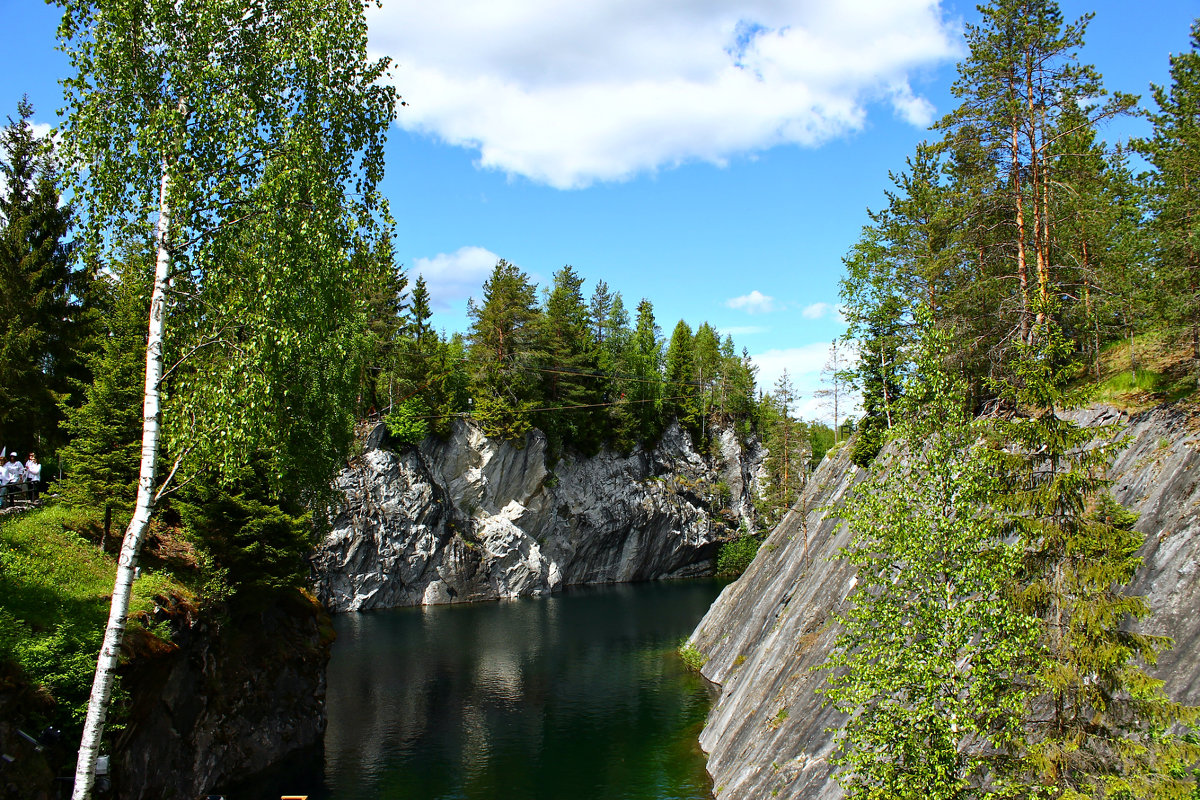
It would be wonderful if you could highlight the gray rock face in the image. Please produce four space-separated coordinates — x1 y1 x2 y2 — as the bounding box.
314 419 763 612
690 404 1200 800
113 592 332 800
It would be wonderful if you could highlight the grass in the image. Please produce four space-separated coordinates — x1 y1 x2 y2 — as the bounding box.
1084 331 1200 411
0 505 192 726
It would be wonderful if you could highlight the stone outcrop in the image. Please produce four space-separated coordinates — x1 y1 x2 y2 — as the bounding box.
689 404 1200 800
314 419 763 612
112 590 334 800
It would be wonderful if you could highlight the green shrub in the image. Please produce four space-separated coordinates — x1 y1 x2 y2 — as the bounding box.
678 639 708 671
716 535 761 577
385 396 431 445
179 486 313 597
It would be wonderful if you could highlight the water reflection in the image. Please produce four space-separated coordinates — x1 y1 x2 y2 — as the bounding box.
228 580 723 800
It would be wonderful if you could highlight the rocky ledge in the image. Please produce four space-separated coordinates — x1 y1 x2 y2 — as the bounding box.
314 419 763 612
688 404 1200 800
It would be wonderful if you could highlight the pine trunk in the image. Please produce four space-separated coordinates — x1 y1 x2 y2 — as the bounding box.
72 161 172 800
1009 73 1031 344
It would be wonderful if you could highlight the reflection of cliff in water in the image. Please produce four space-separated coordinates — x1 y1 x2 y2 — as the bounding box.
230 579 726 800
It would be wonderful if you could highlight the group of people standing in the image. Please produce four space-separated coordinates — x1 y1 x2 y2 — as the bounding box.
0 450 41 508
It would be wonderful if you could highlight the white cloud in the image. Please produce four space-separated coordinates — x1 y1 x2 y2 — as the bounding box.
800 301 847 323
718 325 767 337
801 301 832 319
367 1 961 188
726 289 778 314
751 340 860 423
412 245 503 310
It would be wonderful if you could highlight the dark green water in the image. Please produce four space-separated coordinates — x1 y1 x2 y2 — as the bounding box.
228 579 725 800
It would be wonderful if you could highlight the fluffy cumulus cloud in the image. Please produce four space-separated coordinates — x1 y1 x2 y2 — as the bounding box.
412 246 503 310
726 290 778 314
367 1 960 188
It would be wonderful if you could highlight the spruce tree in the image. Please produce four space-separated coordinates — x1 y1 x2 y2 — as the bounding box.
57 245 152 513
664 319 698 436
988 311 1199 797
537 265 602 453
0 98 92 454
622 299 663 445
409 274 434 347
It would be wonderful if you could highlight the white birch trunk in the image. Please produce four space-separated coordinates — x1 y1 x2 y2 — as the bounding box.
72 161 173 800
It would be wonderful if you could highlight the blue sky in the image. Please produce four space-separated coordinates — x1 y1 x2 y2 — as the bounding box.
2 0 1195 421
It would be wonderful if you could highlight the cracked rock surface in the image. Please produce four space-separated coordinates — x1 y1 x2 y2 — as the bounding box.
314 419 764 612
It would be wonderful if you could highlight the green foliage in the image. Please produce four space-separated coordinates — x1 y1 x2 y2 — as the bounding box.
467 260 543 440
716 535 761 577
808 421 836 468
56 0 396 504
385 397 432 446
825 324 1037 800
1137 20 1200 385
178 483 314 597
985 312 1200 797
536 265 604 455
0 507 187 726
759 371 809 528
678 640 708 671
0 98 95 455
57 247 151 512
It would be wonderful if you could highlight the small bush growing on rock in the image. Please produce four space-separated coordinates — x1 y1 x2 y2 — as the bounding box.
678 640 708 671
716 535 761 577
385 397 431 446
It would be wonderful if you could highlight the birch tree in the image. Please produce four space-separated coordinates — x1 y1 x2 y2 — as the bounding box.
53 2 395 796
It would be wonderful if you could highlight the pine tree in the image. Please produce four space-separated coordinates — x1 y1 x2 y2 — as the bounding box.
815 340 847 442
1137 20 1200 384
937 0 1133 346
467 260 542 439
759 370 807 528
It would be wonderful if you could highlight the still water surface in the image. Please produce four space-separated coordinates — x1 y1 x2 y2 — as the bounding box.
230 579 725 800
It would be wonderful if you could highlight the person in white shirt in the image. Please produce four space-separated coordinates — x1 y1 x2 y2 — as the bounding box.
1 452 23 507
24 452 42 501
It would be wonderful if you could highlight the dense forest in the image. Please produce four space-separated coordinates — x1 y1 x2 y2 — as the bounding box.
840 10 1200 469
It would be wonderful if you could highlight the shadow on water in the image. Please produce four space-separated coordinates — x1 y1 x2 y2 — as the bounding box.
221 579 728 800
